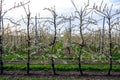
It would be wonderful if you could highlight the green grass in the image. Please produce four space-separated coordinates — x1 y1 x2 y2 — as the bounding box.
0 77 84 80
2 51 120 72
3 64 120 71
0 77 58 80
1 77 120 80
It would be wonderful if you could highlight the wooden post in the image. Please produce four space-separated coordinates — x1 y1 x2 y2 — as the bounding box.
100 17 105 54
35 15 39 53
68 16 72 54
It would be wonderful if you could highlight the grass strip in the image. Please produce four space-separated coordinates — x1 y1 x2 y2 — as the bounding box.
3 64 120 71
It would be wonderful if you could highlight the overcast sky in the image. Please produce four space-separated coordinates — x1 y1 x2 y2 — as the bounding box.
3 0 120 19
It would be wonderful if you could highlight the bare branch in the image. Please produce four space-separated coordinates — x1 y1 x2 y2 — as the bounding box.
4 18 20 25
109 4 113 16
2 1 30 16
99 1 103 10
44 7 57 17
71 0 79 12
111 10 120 17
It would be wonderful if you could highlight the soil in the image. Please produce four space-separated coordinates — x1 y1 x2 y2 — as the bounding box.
0 70 120 80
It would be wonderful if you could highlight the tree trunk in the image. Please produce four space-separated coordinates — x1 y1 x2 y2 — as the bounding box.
50 11 57 75
53 14 57 46
67 46 71 54
51 57 56 75
78 54 83 75
0 36 3 74
0 0 3 74
78 15 84 76
27 13 30 75
20 34 22 51
108 18 112 76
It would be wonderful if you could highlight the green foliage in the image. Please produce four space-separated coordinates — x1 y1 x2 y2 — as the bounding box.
71 44 80 57
52 41 63 54
45 41 64 58
113 53 120 60
112 45 120 60
89 44 100 53
3 52 26 61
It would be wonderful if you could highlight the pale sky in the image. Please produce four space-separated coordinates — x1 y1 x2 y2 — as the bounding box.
3 0 120 19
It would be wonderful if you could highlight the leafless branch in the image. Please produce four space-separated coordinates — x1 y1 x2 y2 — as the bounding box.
2 1 30 16
4 18 20 25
